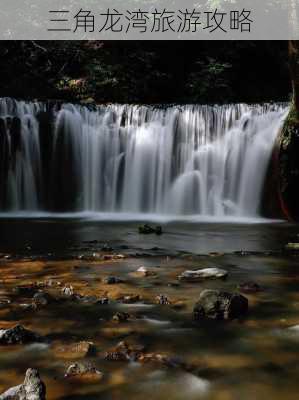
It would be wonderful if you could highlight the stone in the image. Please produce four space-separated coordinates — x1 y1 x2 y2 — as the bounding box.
0 325 42 345
156 294 171 305
0 368 46 400
33 292 54 307
285 243 299 250
0 298 11 307
136 266 150 276
54 341 96 359
64 362 103 381
178 268 228 281
104 341 145 362
13 285 37 297
238 281 261 294
102 254 125 260
193 290 248 321
96 297 109 305
101 243 113 252
112 312 130 323
138 224 162 235
103 276 122 284
121 294 140 304
61 285 74 297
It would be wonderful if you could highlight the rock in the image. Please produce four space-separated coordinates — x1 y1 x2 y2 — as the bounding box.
0 368 46 400
0 298 11 307
193 290 248 321
102 254 125 260
104 341 145 362
61 285 74 297
64 362 103 382
136 266 150 276
0 325 42 345
43 279 61 288
285 243 299 250
13 285 37 297
101 244 113 252
96 297 109 305
156 294 171 305
238 281 261 294
137 353 192 370
19 303 38 312
120 294 141 304
103 276 122 284
54 341 96 359
33 292 54 307
138 224 162 235
178 268 228 281
112 312 131 323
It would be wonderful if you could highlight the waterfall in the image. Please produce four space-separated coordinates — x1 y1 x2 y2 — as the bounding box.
0 97 287 218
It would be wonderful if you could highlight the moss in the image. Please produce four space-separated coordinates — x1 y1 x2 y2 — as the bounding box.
278 102 299 220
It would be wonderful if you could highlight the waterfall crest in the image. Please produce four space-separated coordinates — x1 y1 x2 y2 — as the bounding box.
0 98 287 218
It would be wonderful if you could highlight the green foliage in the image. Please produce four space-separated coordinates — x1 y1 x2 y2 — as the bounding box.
187 57 232 103
0 41 290 104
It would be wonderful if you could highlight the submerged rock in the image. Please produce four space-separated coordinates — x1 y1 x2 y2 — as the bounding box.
0 325 42 345
138 224 162 235
104 341 145 362
238 281 261 294
0 298 11 307
101 243 113 252
33 292 55 307
103 276 123 284
178 268 228 281
120 294 141 304
54 341 96 359
0 368 46 400
13 285 37 297
193 290 248 321
112 312 131 323
64 362 103 381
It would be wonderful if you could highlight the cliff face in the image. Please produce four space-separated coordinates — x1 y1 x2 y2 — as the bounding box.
277 42 299 221
278 106 299 221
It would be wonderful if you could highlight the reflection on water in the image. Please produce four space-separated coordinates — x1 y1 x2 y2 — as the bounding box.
0 218 296 255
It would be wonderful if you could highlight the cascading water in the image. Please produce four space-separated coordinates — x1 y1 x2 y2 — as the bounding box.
0 97 287 219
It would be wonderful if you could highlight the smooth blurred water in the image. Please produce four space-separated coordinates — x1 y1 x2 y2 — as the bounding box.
0 98 287 217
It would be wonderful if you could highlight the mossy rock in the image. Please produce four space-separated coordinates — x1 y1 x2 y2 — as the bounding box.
278 103 299 220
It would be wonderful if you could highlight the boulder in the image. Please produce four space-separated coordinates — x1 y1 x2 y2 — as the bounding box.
193 290 248 321
0 325 42 345
0 368 46 400
178 268 228 282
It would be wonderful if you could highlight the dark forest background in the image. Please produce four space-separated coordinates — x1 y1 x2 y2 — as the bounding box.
0 41 290 104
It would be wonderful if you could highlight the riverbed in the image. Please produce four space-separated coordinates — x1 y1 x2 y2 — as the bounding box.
1 218 299 400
